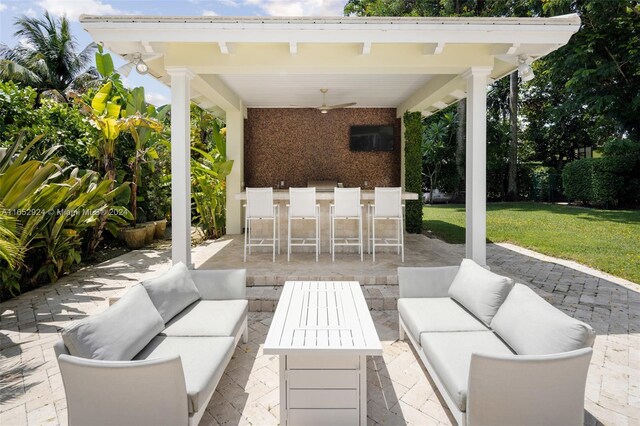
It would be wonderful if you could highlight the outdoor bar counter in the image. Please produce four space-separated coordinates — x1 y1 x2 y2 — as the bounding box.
235 189 419 253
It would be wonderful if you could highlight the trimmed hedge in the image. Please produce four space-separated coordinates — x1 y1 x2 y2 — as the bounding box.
562 155 637 207
404 111 423 233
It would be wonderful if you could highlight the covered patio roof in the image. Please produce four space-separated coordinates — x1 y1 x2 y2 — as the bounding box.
79 15 581 268
81 15 580 116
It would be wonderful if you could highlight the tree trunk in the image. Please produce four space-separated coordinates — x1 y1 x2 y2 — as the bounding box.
130 159 138 224
456 99 466 199
507 72 518 201
86 155 116 255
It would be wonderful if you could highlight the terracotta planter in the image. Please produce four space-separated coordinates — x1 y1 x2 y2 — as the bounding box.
121 226 147 249
143 223 155 244
153 219 167 239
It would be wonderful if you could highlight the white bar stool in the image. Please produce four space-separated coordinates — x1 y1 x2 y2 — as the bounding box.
368 187 404 262
287 187 320 262
244 187 280 262
330 187 363 262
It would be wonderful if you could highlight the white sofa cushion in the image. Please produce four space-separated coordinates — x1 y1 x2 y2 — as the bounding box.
161 300 248 337
62 285 164 360
420 331 514 412
448 259 514 326
135 336 235 414
398 298 487 342
142 262 201 324
491 284 596 355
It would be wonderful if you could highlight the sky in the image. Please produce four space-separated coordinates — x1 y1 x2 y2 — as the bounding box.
0 0 346 105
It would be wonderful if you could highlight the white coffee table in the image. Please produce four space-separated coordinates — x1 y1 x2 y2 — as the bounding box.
264 281 382 426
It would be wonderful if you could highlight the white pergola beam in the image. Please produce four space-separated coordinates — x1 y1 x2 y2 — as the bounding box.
166 66 195 267
450 89 466 99
218 41 234 54
141 40 154 53
360 42 371 55
397 74 463 117
192 74 244 116
464 66 492 266
433 101 448 109
506 43 520 55
162 43 495 76
423 42 445 55
289 42 298 55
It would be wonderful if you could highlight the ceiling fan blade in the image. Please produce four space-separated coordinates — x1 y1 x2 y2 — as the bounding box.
324 102 357 110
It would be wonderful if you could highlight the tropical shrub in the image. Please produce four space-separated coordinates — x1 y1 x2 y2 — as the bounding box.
192 147 233 239
0 81 98 166
0 135 131 297
191 111 232 238
119 87 166 223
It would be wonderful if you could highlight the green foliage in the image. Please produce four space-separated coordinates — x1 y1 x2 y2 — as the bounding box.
0 134 131 297
94 45 114 78
0 81 98 166
192 147 233 239
404 111 423 233
562 150 639 207
0 11 98 98
423 110 456 203
346 0 640 207
191 106 232 238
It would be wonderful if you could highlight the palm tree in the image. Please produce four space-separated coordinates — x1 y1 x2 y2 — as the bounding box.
0 11 98 100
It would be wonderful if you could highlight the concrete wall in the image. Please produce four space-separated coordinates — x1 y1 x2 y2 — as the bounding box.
244 108 400 188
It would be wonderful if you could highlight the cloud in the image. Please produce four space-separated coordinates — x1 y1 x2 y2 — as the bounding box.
249 0 345 16
0 2 7 12
25 8 38 17
202 9 218 16
36 0 125 21
145 91 169 106
219 0 240 7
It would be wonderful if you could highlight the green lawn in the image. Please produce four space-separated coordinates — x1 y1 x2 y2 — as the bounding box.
423 202 640 284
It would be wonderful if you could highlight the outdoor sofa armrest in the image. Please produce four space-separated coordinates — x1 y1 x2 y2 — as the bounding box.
398 266 459 298
466 347 592 426
190 269 246 300
57 353 188 426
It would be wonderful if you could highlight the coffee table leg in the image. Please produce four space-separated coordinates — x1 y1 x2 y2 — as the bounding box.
280 355 287 425
360 355 367 426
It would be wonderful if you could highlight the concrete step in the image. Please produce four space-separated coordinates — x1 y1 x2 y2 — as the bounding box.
247 274 398 286
247 284 399 312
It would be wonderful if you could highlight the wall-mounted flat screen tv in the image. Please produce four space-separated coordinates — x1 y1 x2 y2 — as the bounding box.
350 125 394 151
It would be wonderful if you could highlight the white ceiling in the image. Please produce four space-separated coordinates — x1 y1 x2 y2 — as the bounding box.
215 74 433 108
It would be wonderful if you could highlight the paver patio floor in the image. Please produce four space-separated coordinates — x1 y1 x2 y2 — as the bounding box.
1 235 638 425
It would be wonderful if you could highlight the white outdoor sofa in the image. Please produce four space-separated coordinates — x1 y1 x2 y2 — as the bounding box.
54 263 248 426
398 259 595 426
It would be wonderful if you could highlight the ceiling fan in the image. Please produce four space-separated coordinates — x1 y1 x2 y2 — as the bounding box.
295 88 356 113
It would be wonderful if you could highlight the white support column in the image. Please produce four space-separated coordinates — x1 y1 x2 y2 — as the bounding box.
167 67 195 267
463 67 492 266
226 109 244 234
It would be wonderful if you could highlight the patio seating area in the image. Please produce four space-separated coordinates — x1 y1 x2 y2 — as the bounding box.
1 235 638 425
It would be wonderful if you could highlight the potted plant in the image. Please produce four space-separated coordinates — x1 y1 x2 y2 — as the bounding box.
119 227 145 248
153 218 167 239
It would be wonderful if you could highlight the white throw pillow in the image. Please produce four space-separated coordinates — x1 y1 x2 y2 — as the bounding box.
491 284 596 355
62 284 164 360
448 258 514 326
142 262 201 323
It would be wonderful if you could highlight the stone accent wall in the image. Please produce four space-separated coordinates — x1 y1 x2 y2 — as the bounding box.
244 108 400 188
